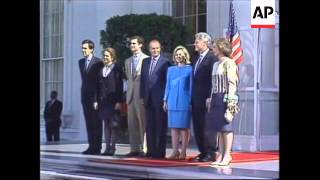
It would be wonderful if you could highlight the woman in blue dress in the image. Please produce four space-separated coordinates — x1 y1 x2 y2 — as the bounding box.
163 45 193 160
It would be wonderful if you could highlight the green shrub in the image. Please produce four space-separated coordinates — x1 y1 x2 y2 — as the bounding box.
100 13 192 65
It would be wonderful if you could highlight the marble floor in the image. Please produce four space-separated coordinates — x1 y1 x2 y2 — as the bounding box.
40 141 279 179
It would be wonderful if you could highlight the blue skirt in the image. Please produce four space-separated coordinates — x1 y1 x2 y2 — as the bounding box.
205 93 234 132
168 110 191 128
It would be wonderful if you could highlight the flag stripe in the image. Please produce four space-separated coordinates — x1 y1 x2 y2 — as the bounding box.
232 47 242 58
226 2 244 65
232 49 243 60
232 42 241 52
235 55 244 64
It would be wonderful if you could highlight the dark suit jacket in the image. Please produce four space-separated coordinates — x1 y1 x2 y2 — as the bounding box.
140 55 170 107
97 63 124 105
44 100 63 125
192 51 218 108
79 56 104 103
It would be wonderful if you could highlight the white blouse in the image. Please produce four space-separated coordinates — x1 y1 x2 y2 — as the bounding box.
210 57 239 96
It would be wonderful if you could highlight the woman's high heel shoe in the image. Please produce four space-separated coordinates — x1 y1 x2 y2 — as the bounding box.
167 151 180 160
210 152 222 165
218 154 232 166
179 151 187 160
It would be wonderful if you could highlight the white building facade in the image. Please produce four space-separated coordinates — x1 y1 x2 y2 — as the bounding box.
40 0 279 151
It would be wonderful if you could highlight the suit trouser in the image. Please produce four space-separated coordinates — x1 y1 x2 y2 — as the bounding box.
192 106 207 154
145 103 167 158
192 106 218 155
127 99 146 152
82 102 102 151
103 118 117 150
45 122 60 141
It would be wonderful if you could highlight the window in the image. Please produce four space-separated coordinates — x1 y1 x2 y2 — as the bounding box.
40 0 64 120
172 0 207 46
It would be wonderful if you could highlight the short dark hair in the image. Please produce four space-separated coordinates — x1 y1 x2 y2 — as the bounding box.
130 36 144 45
51 91 58 98
82 39 95 49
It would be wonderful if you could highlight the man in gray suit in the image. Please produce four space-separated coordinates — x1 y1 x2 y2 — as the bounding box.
124 36 149 156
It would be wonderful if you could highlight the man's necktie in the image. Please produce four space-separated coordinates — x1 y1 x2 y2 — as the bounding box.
149 58 157 76
86 59 90 70
133 55 138 70
194 55 203 75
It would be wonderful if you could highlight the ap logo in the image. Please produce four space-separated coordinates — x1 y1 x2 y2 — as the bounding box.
251 0 275 28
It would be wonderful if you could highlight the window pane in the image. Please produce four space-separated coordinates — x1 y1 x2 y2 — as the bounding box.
260 92 279 135
43 37 49 58
51 35 59 57
59 10 64 34
54 59 63 81
44 59 63 82
198 0 206 14
172 0 183 17
51 0 58 13
43 0 49 14
185 16 196 44
237 30 256 88
233 91 254 135
44 14 49 36
185 0 196 16
44 61 51 81
198 14 206 32
260 29 277 89
60 35 64 57
52 13 59 35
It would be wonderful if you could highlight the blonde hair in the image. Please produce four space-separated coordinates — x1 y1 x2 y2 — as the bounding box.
172 45 191 64
104 47 117 62
213 38 232 58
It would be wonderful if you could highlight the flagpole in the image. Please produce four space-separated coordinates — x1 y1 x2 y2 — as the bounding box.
255 27 262 151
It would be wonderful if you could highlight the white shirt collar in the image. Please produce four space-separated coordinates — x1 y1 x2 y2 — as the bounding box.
151 55 160 61
199 48 209 59
87 54 93 61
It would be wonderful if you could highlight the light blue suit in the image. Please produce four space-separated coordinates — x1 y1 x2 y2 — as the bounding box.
163 65 193 128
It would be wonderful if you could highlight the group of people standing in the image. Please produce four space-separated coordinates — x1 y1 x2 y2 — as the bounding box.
77 32 239 166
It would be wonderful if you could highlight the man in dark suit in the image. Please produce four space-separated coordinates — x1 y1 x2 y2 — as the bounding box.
192 32 219 162
44 91 63 142
79 39 104 155
140 39 170 158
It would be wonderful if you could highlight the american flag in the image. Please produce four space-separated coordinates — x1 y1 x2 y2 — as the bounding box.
226 1 244 65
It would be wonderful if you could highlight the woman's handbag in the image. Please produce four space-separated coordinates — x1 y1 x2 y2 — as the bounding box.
223 94 240 123
223 60 240 123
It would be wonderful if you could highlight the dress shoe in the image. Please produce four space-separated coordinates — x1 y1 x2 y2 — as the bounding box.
90 150 101 155
125 151 144 156
102 150 115 156
192 153 204 161
167 151 180 160
82 148 92 154
199 154 214 162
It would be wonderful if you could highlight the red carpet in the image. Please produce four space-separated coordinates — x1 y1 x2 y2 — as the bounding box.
90 151 279 167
